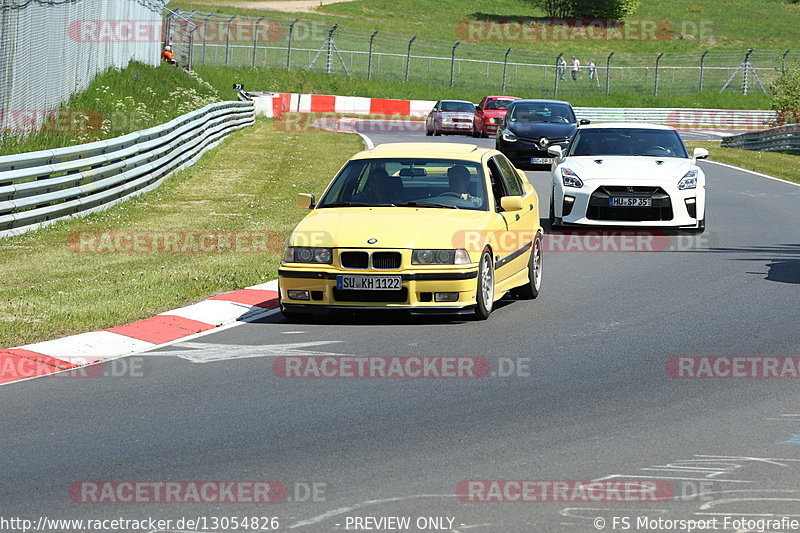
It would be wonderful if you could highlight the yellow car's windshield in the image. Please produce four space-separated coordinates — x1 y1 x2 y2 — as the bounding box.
318 158 489 211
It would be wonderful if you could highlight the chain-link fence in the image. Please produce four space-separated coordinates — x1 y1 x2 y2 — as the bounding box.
0 0 167 132
169 10 796 99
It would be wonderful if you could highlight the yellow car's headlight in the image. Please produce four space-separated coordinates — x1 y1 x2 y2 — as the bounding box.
284 246 333 264
412 249 471 265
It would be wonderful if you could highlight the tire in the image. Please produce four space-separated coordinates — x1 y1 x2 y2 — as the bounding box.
549 187 561 227
471 129 480 138
513 233 543 300
474 248 495 320
425 128 433 136
434 128 442 136
690 217 706 233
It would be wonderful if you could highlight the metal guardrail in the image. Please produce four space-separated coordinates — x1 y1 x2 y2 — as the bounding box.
721 123 800 152
575 107 777 129
0 101 255 238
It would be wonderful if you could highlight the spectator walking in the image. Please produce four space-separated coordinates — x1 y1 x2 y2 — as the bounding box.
557 57 566 81
571 56 580 81
588 60 596 80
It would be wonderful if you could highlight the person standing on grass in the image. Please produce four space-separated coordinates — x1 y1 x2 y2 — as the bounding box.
588 60 596 80
571 56 580 81
557 57 567 81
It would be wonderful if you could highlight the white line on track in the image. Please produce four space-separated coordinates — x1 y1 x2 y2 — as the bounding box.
703 160 800 189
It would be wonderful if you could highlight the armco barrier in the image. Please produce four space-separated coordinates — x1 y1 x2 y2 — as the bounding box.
721 123 800 153
0 101 255 238
247 92 776 130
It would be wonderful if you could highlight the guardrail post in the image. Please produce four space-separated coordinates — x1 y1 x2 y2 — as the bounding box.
200 14 213 64
654 52 664 97
252 17 266 68
366 30 379 79
554 53 563 98
450 41 461 88
605 52 614 95
225 15 237 66
782 49 791 73
404 36 417 83
501 48 512 93
699 50 709 91
286 19 299 70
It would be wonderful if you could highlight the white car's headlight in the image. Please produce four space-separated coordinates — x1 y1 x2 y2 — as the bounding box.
284 246 332 264
561 167 583 188
412 249 471 265
678 170 699 190
502 131 517 142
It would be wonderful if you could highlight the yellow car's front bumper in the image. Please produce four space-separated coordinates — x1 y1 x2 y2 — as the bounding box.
278 265 480 314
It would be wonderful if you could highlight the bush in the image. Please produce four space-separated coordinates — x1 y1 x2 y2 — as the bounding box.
527 0 641 19
771 63 800 125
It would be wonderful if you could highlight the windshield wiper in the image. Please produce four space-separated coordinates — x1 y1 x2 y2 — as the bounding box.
393 201 459 209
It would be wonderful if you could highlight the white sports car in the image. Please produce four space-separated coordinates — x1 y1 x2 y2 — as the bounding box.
547 123 708 231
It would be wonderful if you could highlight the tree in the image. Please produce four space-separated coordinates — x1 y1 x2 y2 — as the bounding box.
771 63 800 125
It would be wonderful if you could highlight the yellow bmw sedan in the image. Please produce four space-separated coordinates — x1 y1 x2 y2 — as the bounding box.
278 143 543 320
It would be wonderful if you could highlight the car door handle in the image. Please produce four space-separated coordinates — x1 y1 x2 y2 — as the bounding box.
515 214 520 221
529 204 534 210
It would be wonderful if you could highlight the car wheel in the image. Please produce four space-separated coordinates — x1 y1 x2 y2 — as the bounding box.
425 127 433 136
474 248 495 320
434 128 442 136
481 131 489 138
471 129 480 138
513 233 543 300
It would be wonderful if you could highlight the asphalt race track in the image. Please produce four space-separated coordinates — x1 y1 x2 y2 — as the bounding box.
1 125 799 532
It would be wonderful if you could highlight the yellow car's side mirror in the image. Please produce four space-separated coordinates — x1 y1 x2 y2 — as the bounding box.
500 196 524 212
297 193 315 209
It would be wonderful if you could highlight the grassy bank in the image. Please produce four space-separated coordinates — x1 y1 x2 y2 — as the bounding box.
197 65 772 109
0 62 220 156
686 141 800 184
0 119 363 348
170 0 800 53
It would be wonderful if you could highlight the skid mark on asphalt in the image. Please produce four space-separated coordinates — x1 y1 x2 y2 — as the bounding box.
148 341 344 363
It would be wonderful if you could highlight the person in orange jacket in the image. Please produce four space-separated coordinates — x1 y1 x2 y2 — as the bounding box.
161 45 176 66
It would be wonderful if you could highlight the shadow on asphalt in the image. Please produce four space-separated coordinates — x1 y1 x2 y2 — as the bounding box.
250 298 518 326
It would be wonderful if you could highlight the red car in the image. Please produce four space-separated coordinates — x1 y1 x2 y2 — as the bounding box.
473 95 521 138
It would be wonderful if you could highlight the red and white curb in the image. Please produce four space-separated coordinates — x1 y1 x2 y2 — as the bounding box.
0 280 280 385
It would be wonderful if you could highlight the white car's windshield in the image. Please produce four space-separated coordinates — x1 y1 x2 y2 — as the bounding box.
318 158 488 211
569 128 689 158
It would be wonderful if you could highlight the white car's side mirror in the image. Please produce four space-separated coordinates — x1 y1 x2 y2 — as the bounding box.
693 147 709 161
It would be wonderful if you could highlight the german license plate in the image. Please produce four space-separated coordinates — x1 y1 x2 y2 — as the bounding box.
336 275 401 290
531 157 553 164
609 197 652 207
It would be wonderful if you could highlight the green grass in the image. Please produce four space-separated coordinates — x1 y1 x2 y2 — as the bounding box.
686 141 800 184
0 119 363 348
0 62 220 156
169 0 800 53
197 65 773 109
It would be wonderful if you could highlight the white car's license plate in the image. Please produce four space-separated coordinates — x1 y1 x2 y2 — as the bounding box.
609 197 652 207
531 157 553 164
336 275 402 290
